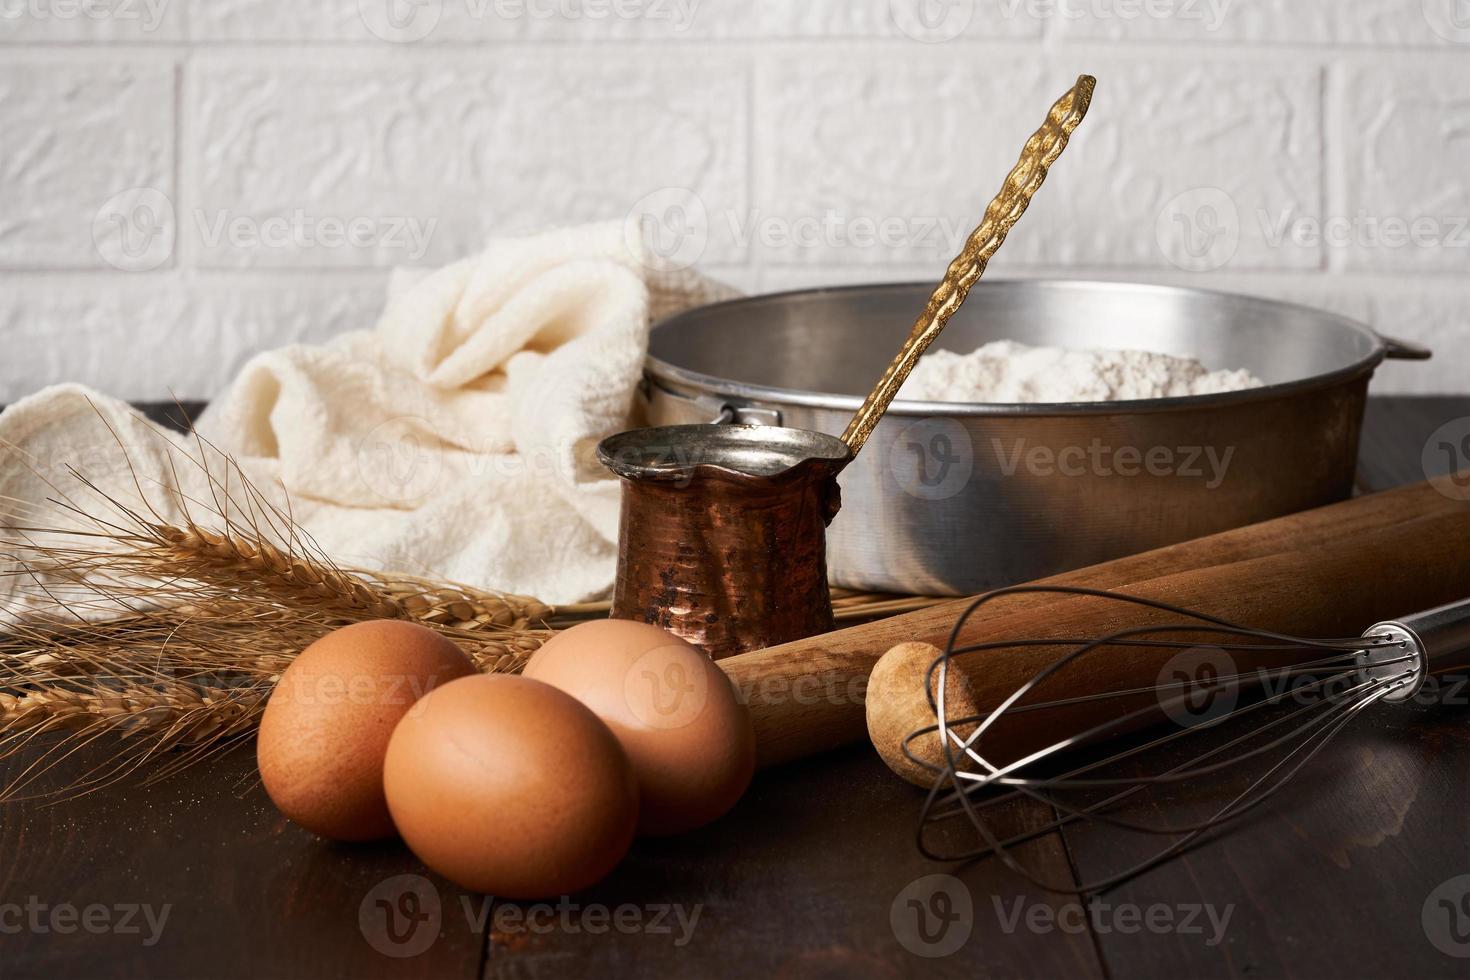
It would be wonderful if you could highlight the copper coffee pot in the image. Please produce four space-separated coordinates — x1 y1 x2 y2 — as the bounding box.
598 75 1097 659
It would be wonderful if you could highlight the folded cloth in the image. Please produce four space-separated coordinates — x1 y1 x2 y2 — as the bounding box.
0 222 735 606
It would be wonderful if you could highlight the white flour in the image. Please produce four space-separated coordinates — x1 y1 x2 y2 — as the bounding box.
897 340 1264 404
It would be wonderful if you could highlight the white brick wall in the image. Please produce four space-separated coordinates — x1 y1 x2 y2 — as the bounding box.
0 0 1465 399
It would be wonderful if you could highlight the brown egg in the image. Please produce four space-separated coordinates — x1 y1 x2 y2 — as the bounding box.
382 674 638 898
523 619 755 836
257 619 475 841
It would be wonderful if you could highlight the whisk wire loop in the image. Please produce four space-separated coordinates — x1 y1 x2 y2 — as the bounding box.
915 585 1420 895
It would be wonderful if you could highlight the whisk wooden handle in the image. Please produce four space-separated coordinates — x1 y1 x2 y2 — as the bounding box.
720 478 1470 769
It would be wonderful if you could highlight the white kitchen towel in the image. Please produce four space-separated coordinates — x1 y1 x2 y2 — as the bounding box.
0 222 734 606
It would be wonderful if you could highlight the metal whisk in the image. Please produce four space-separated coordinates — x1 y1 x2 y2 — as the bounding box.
907 586 1470 894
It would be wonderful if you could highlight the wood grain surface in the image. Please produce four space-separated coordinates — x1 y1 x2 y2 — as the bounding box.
729 477 1470 769
2 396 1468 980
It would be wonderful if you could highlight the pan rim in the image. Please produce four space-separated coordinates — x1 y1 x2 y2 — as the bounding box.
645 279 1394 418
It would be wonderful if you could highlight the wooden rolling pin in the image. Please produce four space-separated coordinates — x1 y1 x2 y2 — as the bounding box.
720 478 1470 768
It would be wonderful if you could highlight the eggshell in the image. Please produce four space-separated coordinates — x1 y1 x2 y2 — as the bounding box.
523 619 755 836
257 619 475 841
382 674 639 898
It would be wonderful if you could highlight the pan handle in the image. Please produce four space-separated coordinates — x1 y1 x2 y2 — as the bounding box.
1381 335 1434 361
639 377 783 426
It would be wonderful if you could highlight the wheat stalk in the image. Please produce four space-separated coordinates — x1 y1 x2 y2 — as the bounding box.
150 524 407 618
0 407 563 800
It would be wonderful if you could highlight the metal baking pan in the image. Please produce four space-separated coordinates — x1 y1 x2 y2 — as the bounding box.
636 279 1432 596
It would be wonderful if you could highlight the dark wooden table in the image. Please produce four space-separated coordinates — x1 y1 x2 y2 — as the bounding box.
4 396 1470 980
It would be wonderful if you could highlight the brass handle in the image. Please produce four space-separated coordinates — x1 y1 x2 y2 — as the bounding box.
840 74 1097 457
